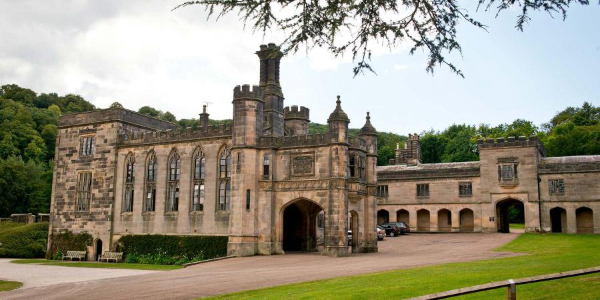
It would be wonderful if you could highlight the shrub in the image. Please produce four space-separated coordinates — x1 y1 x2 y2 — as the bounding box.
0 222 49 258
118 235 227 265
46 231 92 259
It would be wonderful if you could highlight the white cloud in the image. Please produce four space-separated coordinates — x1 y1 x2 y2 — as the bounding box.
393 64 408 71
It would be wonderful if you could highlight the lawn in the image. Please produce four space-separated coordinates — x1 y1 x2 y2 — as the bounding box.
0 280 22 292
209 234 600 299
12 259 182 271
509 223 525 230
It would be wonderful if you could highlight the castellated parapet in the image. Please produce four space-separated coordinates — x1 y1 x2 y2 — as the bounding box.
233 84 263 100
477 135 546 156
118 123 232 146
284 105 310 135
284 105 310 120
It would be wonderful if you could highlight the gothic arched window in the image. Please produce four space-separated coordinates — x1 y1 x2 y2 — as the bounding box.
218 147 231 211
191 148 205 211
166 151 181 212
123 154 135 213
144 152 158 212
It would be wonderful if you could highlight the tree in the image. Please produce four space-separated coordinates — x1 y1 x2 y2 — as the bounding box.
176 0 592 76
420 132 448 163
138 106 162 118
0 156 49 217
110 102 124 109
161 111 177 123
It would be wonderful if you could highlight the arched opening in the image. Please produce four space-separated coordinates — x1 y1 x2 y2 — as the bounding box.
459 209 474 232
95 239 103 261
550 207 567 233
437 209 452 232
576 207 594 234
496 198 524 233
397 209 409 225
377 210 389 225
350 210 359 252
417 209 430 232
283 199 323 252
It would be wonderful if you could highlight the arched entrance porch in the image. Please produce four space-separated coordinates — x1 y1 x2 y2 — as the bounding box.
417 209 430 232
377 210 389 225
282 199 324 252
576 207 594 234
459 208 474 232
550 207 567 233
496 198 524 233
437 209 452 232
397 209 409 225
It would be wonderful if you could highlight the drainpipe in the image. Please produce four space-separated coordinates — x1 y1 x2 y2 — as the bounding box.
537 176 544 233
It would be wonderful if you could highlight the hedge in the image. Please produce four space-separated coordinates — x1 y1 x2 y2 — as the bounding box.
0 222 48 258
118 235 228 265
46 231 92 260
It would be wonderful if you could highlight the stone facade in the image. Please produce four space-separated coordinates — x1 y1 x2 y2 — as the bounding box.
49 44 379 259
377 135 600 234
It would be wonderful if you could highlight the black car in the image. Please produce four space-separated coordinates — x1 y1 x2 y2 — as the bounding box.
380 224 401 237
386 222 410 235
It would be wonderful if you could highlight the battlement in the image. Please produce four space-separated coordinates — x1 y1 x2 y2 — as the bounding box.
118 123 232 146
257 133 367 151
408 133 420 141
477 136 546 155
284 105 310 120
233 84 263 100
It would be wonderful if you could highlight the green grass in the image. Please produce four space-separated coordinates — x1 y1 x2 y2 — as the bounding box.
12 259 182 270
209 234 600 299
509 223 525 229
0 280 22 292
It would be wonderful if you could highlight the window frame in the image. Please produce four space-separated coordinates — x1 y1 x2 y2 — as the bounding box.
458 182 472 197
498 163 519 183
218 147 231 211
263 154 270 179
80 135 95 157
123 154 135 213
416 183 430 198
377 185 389 197
144 153 158 213
166 151 180 213
76 172 92 211
191 149 205 212
548 179 565 195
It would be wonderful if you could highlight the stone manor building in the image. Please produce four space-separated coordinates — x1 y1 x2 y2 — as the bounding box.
49 44 599 261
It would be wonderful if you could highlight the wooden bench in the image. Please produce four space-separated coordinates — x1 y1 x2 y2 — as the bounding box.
62 250 86 261
98 251 123 263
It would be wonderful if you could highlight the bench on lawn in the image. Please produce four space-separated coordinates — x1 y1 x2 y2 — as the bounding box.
62 250 86 261
98 251 123 263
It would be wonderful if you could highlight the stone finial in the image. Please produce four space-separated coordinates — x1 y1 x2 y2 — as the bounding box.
327 95 350 123
359 111 377 136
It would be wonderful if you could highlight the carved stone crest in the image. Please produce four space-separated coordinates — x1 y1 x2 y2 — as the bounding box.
292 155 314 175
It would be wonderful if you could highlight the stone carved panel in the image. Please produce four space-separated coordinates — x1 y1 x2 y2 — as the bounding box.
291 154 314 176
259 179 347 191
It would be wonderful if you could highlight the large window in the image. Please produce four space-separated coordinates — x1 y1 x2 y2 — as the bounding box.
192 149 206 211
144 153 158 212
123 155 135 213
459 182 472 197
417 183 429 198
166 152 181 212
498 163 518 182
77 172 92 211
218 148 231 211
80 136 95 157
549 179 564 195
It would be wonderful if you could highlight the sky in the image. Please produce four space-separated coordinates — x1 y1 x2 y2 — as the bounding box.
0 1 598 135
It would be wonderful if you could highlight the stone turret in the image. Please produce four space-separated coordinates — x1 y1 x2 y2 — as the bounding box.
199 104 209 130
359 111 377 155
284 105 310 135
256 43 285 137
232 84 264 147
327 95 349 143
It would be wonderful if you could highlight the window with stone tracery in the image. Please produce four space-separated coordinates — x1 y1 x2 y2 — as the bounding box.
123 154 135 213
144 153 158 212
191 148 206 211
166 151 180 212
218 147 231 211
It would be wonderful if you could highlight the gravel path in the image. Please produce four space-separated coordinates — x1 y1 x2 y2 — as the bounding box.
1 233 520 300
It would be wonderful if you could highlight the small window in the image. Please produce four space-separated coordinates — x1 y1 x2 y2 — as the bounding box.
349 155 356 178
498 164 518 182
263 155 270 178
549 179 564 195
77 172 92 211
359 156 366 180
236 152 242 172
80 136 95 156
246 189 251 210
417 184 429 198
317 212 325 229
377 185 389 197
459 182 472 197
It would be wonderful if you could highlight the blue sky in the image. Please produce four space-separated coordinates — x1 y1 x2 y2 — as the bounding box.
0 1 598 134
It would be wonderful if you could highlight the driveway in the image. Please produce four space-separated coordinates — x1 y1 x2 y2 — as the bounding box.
1 233 520 300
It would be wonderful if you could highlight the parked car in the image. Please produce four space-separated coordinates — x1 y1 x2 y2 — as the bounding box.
386 222 410 234
380 224 401 237
376 226 385 241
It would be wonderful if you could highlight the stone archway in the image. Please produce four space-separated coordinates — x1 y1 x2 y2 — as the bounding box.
350 210 359 252
282 199 323 252
95 239 103 261
437 209 452 232
459 209 474 232
397 209 409 225
417 209 430 232
496 198 524 233
377 210 389 225
576 207 594 234
550 207 567 233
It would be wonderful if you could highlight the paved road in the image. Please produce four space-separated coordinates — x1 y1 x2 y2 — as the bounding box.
0 259 157 289
1 233 520 300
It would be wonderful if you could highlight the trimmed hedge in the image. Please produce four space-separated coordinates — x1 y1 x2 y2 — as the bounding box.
118 235 228 265
0 222 48 258
47 231 92 260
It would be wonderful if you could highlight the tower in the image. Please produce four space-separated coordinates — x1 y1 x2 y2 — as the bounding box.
199 104 209 130
256 43 285 137
358 112 379 253
284 105 310 135
327 95 349 143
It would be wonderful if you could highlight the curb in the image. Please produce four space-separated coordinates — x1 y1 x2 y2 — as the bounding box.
182 256 236 268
